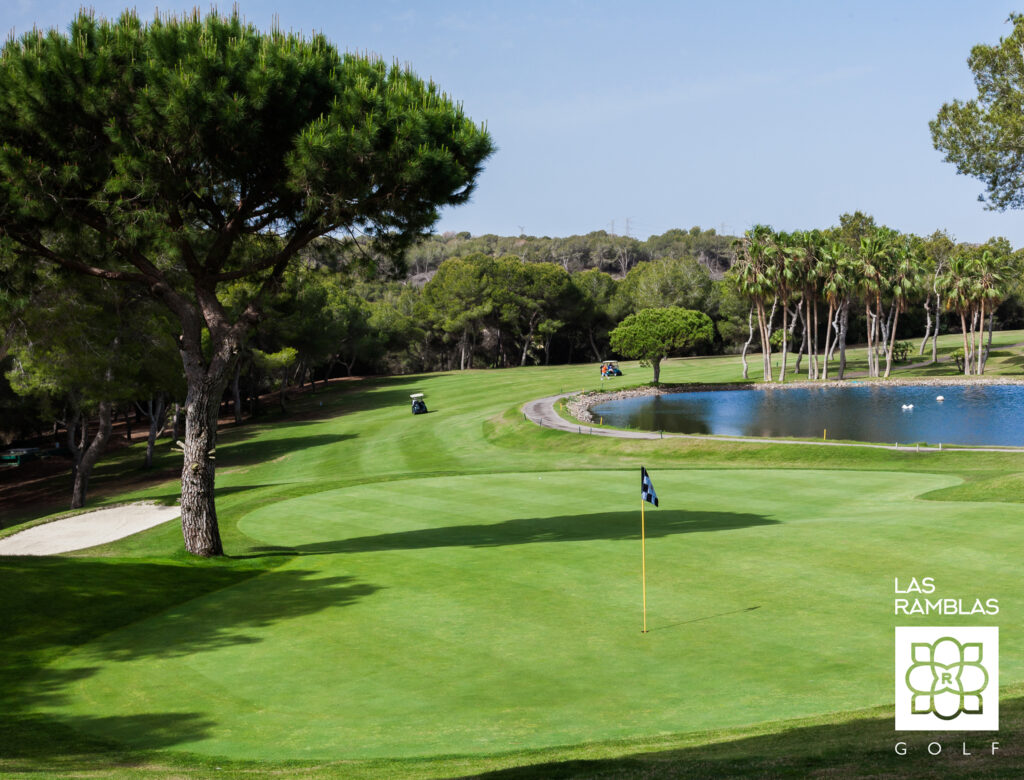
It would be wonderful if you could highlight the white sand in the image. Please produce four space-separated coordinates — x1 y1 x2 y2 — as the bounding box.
0 503 180 555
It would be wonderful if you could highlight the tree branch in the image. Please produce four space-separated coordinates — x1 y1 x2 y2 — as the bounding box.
13 236 150 284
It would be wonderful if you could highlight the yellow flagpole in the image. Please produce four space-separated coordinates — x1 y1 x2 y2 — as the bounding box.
641 497 648 634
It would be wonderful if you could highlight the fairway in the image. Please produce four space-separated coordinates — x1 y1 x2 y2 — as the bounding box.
36 468 1024 760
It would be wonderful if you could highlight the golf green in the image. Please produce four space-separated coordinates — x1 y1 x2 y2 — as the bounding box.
36 468 1024 760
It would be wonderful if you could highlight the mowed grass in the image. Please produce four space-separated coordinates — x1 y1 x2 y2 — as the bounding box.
4 337 1024 777
36 469 1024 762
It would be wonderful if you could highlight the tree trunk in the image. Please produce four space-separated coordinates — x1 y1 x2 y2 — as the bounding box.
879 302 895 372
969 307 980 369
764 296 777 382
976 301 986 375
931 298 941 364
794 304 806 375
919 296 932 356
588 329 602 362
810 297 819 380
70 401 113 509
755 299 769 381
837 300 849 380
137 394 168 469
741 305 754 380
828 300 843 362
821 302 835 380
652 357 661 384
779 301 789 383
865 303 874 377
983 310 995 373
519 316 538 367
884 308 900 378
960 311 972 375
179 372 226 557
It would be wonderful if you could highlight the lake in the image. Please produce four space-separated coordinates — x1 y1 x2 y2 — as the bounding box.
588 384 1024 446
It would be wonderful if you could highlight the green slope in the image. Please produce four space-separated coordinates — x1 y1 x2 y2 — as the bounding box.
3 344 1024 778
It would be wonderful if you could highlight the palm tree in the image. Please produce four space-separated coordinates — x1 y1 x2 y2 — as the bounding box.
792 230 826 379
767 230 799 383
733 225 778 381
819 241 854 380
937 252 977 375
974 247 1010 373
882 238 922 378
857 229 894 378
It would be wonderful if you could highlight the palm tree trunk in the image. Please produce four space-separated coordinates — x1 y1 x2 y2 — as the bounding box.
837 300 849 379
741 305 754 380
765 296 778 381
960 311 972 375
867 306 875 377
811 297 820 380
983 310 995 372
919 296 932 356
884 307 900 379
780 302 789 383
821 301 835 380
976 301 986 375
793 305 805 375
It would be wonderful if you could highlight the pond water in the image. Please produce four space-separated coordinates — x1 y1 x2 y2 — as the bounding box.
588 384 1024 446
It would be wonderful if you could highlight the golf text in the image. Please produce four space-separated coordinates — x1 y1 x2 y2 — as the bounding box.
894 577 998 616
894 741 1000 756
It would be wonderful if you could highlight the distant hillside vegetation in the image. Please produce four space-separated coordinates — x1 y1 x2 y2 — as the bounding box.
305 226 737 283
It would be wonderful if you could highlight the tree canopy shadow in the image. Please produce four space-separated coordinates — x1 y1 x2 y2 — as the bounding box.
471 695 1024 778
249 510 778 557
0 556 377 756
215 433 357 469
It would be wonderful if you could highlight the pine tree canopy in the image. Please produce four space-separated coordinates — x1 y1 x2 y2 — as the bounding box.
0 9 494 288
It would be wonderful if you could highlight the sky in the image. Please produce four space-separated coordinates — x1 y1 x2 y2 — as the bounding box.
5 1 1024 245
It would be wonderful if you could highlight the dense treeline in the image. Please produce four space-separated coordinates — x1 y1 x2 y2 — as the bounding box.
403 226 735 279
4 214 1023 507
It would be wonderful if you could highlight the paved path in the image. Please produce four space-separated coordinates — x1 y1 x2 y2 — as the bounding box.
522 393 1024 454
0 503 180 555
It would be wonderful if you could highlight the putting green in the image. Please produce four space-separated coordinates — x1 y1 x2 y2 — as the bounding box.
40 469 1024 760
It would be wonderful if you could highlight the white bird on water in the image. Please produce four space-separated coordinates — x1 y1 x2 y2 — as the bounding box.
901 404 914 411
936 395 945 402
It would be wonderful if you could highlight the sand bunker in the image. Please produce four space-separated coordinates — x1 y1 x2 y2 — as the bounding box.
0 502 180 555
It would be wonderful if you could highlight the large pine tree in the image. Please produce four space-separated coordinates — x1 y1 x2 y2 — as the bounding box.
0 10 493 555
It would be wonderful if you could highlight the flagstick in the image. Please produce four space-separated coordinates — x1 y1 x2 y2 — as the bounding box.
641 497 648 634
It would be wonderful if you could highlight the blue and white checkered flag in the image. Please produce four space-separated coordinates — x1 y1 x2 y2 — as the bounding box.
641 467 658 507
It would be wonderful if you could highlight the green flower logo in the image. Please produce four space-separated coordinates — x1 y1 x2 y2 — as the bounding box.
905 637 988 720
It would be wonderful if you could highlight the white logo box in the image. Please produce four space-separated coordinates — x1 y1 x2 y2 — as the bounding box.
895 626 998 731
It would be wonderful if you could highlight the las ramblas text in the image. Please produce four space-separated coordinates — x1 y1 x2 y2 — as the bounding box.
894 577 998 616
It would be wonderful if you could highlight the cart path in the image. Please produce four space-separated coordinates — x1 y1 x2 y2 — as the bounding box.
522 393 1024 453
0 502 180 555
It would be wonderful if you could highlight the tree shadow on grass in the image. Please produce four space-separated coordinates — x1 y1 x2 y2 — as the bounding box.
247 510 778 557
214 432 358 469
472 696 1022 779
0 556 377 757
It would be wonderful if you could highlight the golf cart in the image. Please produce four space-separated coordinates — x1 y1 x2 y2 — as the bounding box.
600 361 622 377
410 393 428 415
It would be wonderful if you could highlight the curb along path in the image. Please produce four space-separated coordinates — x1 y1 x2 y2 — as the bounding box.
521 393 1024 454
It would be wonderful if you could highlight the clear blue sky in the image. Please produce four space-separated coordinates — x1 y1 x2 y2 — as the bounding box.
5 1 1024 245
